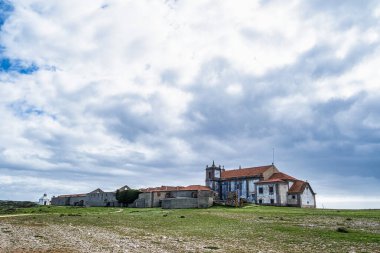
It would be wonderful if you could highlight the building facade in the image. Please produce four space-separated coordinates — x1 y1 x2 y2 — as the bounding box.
206 161 316 208
133 185 213 209
51 185 131 207
38 193 51 205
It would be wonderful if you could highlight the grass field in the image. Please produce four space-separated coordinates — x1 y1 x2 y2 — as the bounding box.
0 205 379 252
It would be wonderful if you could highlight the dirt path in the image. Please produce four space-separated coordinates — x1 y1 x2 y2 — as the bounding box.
0 208 123 218
0 213 43 218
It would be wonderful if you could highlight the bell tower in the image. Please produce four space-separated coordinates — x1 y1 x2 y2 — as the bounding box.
205 160 222 191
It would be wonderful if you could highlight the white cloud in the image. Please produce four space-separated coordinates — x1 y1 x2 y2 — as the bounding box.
317 196 380 209
0 0 379 207
225 83 243 96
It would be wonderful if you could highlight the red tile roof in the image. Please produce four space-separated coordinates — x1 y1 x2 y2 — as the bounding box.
269 172 297 181
288 180 307 193
256 178 287 184
57 193 87 198
221 165 273 179
183 185 212 191
141 185 211 192
254 172 299 184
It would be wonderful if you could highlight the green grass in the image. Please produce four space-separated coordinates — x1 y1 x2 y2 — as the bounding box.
0 200 37 214
1 205 380 252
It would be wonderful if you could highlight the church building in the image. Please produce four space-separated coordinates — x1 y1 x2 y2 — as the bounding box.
205 161 316 208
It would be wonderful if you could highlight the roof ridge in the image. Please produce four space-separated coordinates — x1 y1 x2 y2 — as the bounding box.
221 165 274 179
226 165 273 171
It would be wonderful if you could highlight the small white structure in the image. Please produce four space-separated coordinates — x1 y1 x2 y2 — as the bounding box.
38 193 51 205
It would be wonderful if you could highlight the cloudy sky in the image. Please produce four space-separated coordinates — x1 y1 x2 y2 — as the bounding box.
1 0 380 209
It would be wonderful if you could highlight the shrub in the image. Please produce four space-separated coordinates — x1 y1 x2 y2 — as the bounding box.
337 227 349 233
204 246 219 250
116 189 141 205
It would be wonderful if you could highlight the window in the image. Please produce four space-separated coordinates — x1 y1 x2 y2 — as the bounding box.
157 192 161 197
270 199 274 204
258 199 263 204
258 187 263 194
292 195 296 199
208 172 212 178
269 186 274 195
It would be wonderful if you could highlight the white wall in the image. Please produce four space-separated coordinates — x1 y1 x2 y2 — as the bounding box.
278 184 288 206
256 184 276 204
301 186 315 207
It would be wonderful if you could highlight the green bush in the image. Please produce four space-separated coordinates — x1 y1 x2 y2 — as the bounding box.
337 227 349 233
116 189 141 205
0 200 38 214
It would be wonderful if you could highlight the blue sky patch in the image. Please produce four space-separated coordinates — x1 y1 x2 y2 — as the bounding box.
0 0 13 29
0 57 39 74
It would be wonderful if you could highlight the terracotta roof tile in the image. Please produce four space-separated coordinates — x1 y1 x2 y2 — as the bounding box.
221 165 273 179
57 193 87 198
141 185 211 192
256 178 286 184
288 180 307 193
183 185 212 191
269 172 297 181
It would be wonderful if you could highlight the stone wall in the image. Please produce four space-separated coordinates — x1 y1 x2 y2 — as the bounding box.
161 196 213 209
136 190 213 209
51 196 70 206
69 196 87 206
287 193 300 206
86 192 118 207
161 198 197 209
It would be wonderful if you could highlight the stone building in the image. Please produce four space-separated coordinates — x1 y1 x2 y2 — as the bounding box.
206 161 316 208
51 193 87 206
51 185 130 207
133 185 213 209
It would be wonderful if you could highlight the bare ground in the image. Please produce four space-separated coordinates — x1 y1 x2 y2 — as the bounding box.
1 208 379 253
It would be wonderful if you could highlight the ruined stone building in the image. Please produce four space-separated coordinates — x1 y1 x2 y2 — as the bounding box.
133 185 213 209
206 161 316 208
51 185 130 207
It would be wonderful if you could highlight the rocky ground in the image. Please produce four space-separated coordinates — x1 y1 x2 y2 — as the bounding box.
0 221 212 253
0 206 379 253
1 218 379 253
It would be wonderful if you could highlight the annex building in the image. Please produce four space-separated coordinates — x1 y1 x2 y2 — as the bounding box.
133 185 213 209
206 161 316 208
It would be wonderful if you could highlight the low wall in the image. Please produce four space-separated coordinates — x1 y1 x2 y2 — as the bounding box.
161 198 197 209
161 197 213 209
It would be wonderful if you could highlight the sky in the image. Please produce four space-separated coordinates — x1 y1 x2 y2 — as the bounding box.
0 0 380 209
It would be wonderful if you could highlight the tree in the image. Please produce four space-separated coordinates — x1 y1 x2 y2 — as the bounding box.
116 189 141 206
